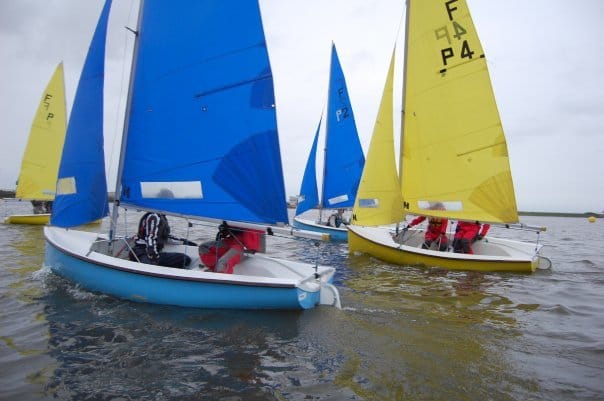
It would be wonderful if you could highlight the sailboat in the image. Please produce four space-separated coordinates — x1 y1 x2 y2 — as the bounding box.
44 0 341 310
348 0 547 273
4 63 66 225
293 43 365 241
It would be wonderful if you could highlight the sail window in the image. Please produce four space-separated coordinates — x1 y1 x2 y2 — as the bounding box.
417 200 463 211
56 177 77 195
358 198 379 208
140 181 203 199
327 194 349 206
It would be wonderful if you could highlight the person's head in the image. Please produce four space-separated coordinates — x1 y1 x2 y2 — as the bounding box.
429 202 445 211
157 189 174 199
157 213 169 230
337 208 345 215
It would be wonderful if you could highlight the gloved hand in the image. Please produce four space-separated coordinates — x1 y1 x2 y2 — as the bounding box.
474 234 483 241
148 254 159 265
217 222 230 239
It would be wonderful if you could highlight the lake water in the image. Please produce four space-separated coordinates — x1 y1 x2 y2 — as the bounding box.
1 201 603 400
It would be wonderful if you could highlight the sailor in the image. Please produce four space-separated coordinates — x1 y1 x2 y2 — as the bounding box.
198 222 244 274
327 208 348 228
131 212 192 268
405 203 449 251
31 200 45 214
452 221 490 254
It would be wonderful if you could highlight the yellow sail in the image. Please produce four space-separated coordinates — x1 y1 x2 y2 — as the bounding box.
353 50 404 226
348 0 543 273
400 0 518 223
15 63 67 201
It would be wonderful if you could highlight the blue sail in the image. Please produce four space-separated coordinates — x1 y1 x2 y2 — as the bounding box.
295 118 321 216
50 0 111 228
118 0 288 225
322 43 365 209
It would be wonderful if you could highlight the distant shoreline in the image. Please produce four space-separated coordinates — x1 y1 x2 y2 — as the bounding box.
1 189 601 218
2 189 116 203
518 211 603 218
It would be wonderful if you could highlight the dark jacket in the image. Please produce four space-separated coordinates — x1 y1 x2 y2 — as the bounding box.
136 212 170 262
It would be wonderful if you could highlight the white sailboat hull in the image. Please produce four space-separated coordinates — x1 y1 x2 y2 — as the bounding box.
348 225 543 273
44 226 340 310
292 216 348 241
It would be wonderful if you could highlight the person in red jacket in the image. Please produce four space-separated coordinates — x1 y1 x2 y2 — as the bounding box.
452 221 490 254
406 203 449 251
198 223 244 274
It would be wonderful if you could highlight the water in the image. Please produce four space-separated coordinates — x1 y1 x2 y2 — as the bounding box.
1 201 603 400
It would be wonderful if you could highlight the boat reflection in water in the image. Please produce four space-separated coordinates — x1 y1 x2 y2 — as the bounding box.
339 254 530 400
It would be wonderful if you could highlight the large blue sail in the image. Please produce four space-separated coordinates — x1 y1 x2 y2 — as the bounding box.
118 0 288 225
322 43 364 209
295 118 321 216
51 0 111 227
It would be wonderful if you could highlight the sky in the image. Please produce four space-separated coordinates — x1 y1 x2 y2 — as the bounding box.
0 0 602 214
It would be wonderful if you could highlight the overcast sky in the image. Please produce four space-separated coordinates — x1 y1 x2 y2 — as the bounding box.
0 0 602 213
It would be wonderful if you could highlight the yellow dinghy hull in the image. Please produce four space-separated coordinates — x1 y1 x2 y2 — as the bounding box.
4 214 103 226
348 225 540 273
4 213 50 225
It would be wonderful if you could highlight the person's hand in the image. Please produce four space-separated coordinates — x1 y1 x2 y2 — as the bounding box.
148 252 160 265
475 234 483 241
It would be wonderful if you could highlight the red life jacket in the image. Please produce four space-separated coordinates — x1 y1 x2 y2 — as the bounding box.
198 228 264 273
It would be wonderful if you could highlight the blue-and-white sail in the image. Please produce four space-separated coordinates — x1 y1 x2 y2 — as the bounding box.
117 0 288 225
321 43 364 209
295 118 321 216
50 0 111 228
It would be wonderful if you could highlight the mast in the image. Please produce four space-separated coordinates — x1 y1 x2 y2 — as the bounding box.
393 0 412 231
399 0 411 183
109 0 144 241
319 42 335 223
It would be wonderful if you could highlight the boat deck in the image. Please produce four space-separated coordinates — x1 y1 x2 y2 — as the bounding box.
91 235 324 282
